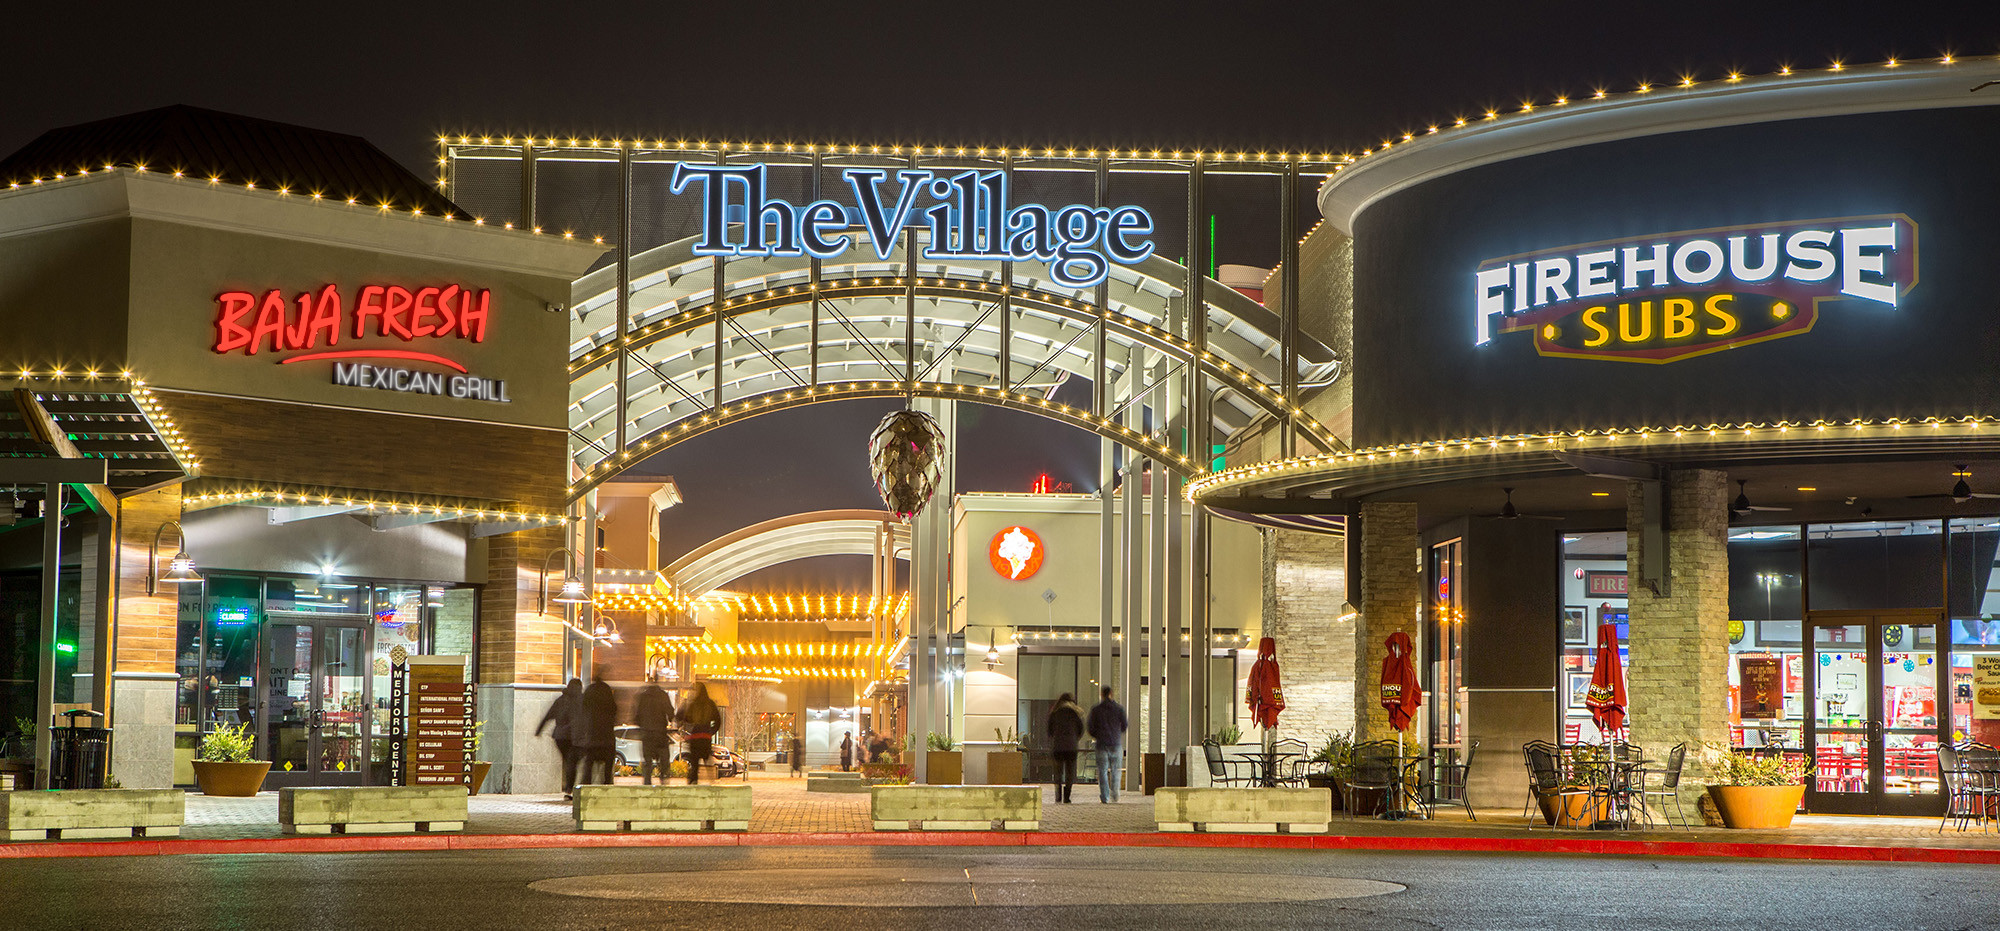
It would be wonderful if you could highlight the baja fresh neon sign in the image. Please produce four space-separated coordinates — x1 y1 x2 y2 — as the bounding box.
670 163 1156 288
1473 216 1915 363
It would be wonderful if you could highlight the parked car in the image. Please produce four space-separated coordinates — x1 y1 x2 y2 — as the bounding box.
611 726 744 778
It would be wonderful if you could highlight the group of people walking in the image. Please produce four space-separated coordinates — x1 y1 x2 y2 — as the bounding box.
534 672 723 797
1045 686 1128 803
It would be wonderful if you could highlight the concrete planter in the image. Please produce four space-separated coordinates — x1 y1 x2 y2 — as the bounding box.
1 788 185 840
1707 784 1805 829
192 760 271 797
871 784 1040 830
925 750 963 785
573 784 752 831
986 750 1024 785
279 786 469 834
1155 787 1331 833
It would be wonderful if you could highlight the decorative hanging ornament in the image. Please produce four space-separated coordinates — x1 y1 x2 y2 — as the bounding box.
869 409 947 519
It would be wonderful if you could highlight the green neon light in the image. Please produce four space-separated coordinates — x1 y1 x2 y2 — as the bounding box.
54 642 76 654
1207 215 1218 278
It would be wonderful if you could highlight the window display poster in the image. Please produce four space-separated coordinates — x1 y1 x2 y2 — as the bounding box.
1739 655 1782 720
1974 656 2000 721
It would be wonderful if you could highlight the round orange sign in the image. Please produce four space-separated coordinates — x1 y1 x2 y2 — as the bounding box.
988 525 1044 581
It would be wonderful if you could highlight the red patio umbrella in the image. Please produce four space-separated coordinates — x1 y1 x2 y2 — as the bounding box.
1586 621 1628 740
1380 631 1422 732
1247 636 1286 728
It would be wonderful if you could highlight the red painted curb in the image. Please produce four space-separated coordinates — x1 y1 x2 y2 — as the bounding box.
4 830 1999 864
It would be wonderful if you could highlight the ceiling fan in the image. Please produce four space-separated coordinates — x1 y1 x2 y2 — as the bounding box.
1731 480 1791 516
1480 487 1563 521
1907 465 2000 504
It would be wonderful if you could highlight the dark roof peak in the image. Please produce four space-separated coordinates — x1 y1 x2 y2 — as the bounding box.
0 105 458 215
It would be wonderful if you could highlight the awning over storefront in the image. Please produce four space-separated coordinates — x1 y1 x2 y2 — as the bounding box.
178 477 570 536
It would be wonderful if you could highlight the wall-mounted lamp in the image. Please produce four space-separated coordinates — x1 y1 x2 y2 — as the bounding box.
147 520 201 595
539 548 590 614
983 645 1001 668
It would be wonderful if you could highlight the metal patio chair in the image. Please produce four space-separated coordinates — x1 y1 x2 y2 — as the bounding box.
1202 741 1256 787
1421 739 1479 821
1635 742 1690 829
1525 742 1593 829
1939 743 1998 834
1345 740 1402 818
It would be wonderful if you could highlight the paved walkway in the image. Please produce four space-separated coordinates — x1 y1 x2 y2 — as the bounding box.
164 771 2000 852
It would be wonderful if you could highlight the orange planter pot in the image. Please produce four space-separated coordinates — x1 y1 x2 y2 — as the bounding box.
1537 791 1610 827
191 760 271 797
1706 784 1806 829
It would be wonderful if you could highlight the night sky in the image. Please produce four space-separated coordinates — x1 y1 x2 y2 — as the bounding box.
7 2 1994 588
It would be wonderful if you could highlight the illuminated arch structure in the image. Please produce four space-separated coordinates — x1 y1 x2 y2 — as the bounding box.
664 509 908 598
563 228 1340 494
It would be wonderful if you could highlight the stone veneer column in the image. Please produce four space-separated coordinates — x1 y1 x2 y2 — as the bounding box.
110 487 183 788
477 524 569 793
1626 469 1731 809
1263 529 1354 739
1355 502 1419 742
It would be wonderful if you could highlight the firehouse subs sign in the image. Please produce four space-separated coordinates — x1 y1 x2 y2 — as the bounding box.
670 163 1157 288
1473 216 1916 362
211 284 510 402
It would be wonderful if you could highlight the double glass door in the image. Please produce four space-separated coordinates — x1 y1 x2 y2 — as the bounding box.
1805 612 1944 815
263 616 370 787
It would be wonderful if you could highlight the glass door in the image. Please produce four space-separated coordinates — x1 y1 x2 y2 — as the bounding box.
1805 612 1944 815
262 617 371 787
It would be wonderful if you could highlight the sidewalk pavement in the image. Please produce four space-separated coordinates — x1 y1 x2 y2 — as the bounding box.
17 770 2000 860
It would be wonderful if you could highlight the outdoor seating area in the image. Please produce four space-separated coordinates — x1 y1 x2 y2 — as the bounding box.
1520 738 1686 830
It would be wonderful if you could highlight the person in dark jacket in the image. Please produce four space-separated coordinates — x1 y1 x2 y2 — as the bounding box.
840 732 854 771
1046 692 1086 803
789 735 804 777
1087 685 1129 803
633 676 675 786
535 678 583 797
677 682 722 784
578 670 618 787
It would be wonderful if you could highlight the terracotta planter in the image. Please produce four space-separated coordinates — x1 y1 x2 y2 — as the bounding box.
469 762 492 795
1537 790 1610 827
192 760 271 797
925 750 963 785
986 750 1024 785
1707 784 1805 829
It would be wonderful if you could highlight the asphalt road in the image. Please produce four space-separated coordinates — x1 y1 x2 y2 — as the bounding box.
5 846 1997 931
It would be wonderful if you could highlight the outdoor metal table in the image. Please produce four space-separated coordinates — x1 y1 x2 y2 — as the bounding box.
1231 750 1301 788
1572 755 1648 829
1379 751 1427 821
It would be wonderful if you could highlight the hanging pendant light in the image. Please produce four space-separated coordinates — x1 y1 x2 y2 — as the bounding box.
868 409 947 519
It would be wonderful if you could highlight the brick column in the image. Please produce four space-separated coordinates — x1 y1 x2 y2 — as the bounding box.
1263 528 1354 739
1355 501 1419 742
111 487 183 788
476 524 569 793
1626 469 1731 809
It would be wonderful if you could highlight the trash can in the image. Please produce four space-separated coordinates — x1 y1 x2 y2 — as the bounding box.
48 709 110 789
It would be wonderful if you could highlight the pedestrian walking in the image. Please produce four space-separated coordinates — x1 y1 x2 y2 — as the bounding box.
634 675 675 786
789 735 804 777
840 731 854 771
677 682 721 784
1046 692 1085 803
1087 685 1128 803
535 678 582 797
578 670 618 787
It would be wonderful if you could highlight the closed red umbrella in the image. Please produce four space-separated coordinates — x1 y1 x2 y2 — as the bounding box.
1380 631 1422 732
1586 621 1628 738
1247 637 1286 728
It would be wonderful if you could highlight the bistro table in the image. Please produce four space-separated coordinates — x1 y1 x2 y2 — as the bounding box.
1569 751 1648 829
1231 748 1302 788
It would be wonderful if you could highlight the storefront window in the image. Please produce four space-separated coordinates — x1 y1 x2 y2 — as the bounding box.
265 577 366 614
1560 532 1627 743
371 584 425 737
1429 539 1464 750
1727 526 1804 749
431 588 478 667
1949 517 2000 746
175 585 203 726
1806 519 1944 611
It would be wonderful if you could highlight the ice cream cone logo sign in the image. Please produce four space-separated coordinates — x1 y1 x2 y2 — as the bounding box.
988 526 1044 581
